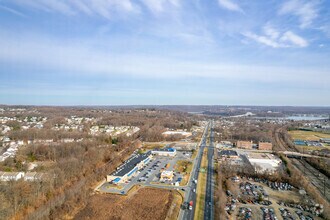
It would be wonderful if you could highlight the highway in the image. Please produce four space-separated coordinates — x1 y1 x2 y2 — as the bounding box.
204 120 214 220
179 122 210 220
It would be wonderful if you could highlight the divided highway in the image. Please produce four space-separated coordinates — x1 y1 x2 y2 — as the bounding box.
180 122 210 220
204 121 215 220
179 121 215 220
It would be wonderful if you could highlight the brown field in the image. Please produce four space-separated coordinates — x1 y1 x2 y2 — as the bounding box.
142 142 167 149
74 188 179 220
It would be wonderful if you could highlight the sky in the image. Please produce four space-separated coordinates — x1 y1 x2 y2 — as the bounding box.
0 0 329 106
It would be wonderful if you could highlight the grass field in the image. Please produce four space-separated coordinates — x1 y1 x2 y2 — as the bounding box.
295 145 329 151
142 142 167 150
175 160 192 186
191 149 198 159
288 130 330 141
195 148 208 219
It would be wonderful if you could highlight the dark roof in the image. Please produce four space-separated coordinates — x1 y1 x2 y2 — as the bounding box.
219 150 238 157
111 151 151 177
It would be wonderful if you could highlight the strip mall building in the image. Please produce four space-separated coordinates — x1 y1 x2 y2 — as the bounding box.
107 151 152 184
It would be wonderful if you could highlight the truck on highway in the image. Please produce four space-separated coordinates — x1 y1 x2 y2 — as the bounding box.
194 179 197 184
181 202 189 210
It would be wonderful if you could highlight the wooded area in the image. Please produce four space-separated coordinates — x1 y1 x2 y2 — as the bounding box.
0 107 200 219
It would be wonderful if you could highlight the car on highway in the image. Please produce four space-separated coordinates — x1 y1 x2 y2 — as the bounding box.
189 201 193 209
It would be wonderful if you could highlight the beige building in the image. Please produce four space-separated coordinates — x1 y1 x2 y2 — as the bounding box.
236 141 253 149
160 170 174 181
258 142 273 151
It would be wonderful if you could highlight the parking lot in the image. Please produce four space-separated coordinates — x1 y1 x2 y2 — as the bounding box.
224 176 324 220
97 151 193 194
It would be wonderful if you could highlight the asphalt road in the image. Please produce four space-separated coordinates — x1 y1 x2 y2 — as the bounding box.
180 122 210 220
204 120 214 220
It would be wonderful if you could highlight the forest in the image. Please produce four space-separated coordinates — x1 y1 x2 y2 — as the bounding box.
0 107 200 220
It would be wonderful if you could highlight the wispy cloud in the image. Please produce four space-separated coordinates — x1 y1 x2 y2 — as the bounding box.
217 0 243 12
0 30 324 86
242 31 281 48
7 0 140 19
263 25 280 40
279 0 319 28
243 25 308 48
140 0 180 14
280 31 308 47
0 5 26 17
10 0 75 15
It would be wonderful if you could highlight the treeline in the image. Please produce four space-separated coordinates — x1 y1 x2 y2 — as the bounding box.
279 155 330 219
8 128 88 141
214 119 274 143
305 158 330 178
0 138 138 220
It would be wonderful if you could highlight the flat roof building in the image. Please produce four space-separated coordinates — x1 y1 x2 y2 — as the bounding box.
151 148 177 157
246 153 281 173
107 151 152 184
258 142 273 151
320 138 330 144
218 150 239 158
160 170 174 181
236 141 253 149
162 131 192 137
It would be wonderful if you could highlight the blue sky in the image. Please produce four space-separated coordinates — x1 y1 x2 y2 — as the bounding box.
0 0 329 106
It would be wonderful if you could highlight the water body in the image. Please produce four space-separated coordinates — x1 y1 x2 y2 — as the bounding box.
286 115 329 121
252 115 328 121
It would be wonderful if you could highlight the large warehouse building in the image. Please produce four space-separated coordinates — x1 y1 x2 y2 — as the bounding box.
107 151 152 184
246 153 281 173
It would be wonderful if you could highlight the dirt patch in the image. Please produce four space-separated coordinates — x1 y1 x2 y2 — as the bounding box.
74 188 175 220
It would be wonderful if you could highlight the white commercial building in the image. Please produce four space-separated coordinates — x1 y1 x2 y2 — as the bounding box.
151 148 177 157
246 153 281 173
